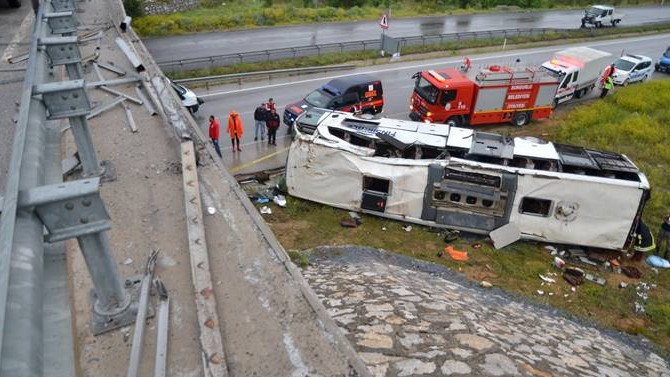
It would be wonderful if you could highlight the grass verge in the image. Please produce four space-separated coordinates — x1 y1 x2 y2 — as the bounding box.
259 80 670 352
133 1 662 37
166 23 670 80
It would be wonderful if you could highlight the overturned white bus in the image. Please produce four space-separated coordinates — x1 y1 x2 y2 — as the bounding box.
285 109 650 251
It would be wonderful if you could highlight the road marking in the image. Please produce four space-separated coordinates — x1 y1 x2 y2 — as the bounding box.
198 33 670 99
1 12 34 64
229 146 290 173
221 134 290 151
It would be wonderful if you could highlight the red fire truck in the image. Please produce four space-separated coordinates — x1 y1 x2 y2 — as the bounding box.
409 65 560 127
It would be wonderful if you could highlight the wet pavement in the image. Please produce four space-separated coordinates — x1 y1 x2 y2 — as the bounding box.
145 6 670 62
303 246 670 377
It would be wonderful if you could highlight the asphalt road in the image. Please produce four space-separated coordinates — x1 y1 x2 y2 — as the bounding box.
190 33 670 175
0 3 33 191
144 6 670 62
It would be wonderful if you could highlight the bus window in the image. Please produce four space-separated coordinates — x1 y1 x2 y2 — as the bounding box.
520 197 552 217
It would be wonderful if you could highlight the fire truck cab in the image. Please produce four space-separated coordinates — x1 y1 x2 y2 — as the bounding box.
409 66 559 127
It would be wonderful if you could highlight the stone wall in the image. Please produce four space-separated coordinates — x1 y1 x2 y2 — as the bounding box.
142 0 201 15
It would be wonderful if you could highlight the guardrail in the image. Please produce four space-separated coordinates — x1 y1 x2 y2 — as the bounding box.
0 1 137 375
159 28 555 72
157 22 670 73
172 63 356 86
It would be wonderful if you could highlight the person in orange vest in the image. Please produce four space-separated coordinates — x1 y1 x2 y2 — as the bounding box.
227 111 244 152
208 115 222 158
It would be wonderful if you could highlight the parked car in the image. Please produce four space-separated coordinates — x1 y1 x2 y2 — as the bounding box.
169 80 203 113
612 54 653 86
283 74 384 126
655 46 670 74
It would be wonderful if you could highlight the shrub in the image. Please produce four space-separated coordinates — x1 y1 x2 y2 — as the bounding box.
124 0 143 18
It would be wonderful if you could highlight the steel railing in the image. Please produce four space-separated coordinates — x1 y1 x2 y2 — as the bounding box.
0 0 137 375
157 22 670 73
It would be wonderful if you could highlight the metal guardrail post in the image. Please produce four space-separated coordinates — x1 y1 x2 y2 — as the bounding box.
1 1 139 374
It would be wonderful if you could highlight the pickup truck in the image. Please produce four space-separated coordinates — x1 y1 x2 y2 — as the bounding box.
581 5 623 28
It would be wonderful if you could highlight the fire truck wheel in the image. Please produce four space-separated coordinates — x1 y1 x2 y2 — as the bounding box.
513 112 530 127
445 117 461 127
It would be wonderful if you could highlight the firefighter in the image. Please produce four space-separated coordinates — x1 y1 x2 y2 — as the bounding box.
656 215 670 260
600 75 613 98
632 220 655 261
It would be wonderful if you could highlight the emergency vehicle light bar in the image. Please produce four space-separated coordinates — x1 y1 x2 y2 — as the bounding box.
428 70 446 82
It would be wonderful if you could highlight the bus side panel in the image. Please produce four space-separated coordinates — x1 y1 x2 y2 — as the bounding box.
509 174 644 250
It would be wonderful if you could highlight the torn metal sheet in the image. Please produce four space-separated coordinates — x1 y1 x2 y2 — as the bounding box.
286 109 649 251
490 223 521 249
61 153 81 177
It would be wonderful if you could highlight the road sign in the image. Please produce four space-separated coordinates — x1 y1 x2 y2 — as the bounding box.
379 14 389 30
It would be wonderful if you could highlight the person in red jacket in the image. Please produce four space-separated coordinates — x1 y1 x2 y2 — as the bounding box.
266 109 280 146
208 115 222 157
227 111 244 152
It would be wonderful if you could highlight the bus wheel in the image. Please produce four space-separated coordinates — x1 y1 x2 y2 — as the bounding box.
445 116 461 127
513 112 530 127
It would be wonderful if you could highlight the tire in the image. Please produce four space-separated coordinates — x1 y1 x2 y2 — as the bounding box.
513 112 530 127
611 20 616 27
445 116 461 127
552 98 559 109
623 79 629 87
574 89 583 99
642 74 648 82
8 0 21 8
595 21 602 28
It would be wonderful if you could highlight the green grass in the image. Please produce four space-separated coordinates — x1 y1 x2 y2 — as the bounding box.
260 80 670 353
133 0 664 37
166 23 670 80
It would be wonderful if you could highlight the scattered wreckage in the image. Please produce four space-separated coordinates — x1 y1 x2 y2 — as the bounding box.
285 109 650 251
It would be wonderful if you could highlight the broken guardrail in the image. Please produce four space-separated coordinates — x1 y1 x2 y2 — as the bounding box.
0 0 139 375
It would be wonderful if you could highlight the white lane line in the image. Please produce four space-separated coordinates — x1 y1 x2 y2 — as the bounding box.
198 33 670 99
1 12 34 64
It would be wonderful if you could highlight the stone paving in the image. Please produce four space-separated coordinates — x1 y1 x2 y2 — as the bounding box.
302 246 670 377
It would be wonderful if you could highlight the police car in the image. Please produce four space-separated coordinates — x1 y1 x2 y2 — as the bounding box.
612 54 654 86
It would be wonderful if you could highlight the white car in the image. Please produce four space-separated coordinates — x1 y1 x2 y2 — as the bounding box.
612 54 654 86
169 80 203 113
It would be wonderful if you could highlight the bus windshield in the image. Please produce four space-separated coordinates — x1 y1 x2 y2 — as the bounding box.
414 76 440 105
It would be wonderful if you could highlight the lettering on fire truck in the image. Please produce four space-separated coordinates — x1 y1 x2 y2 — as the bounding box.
507 93 531 100
510 84 533 90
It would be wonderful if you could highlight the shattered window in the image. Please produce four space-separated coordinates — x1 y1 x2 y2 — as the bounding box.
363 176 390 194
520 198 552 217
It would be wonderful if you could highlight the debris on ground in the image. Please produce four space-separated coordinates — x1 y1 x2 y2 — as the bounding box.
537 290 545 296
260 206 272 215
553 257 566 269
273 195 287 208
471 243 482 249
568 248 587 258
635 302 645 313
348 212 362 225
340 218 358 228
646 255 670 268
539 274 556 284
206 206 216 215
122 258 133 265
255 196 270 204
584 273 606 286
621 265 642 279
563 274 584 286
444 246 468 261
443 230 460 243
382 226 387 231
402 225 412 232
544 245 557 253
618 282 628 288
480 281 493 288
578 256 599 267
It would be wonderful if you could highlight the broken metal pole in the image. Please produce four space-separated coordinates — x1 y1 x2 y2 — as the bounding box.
92 62 105 81
123 102 138 133
126 250 159 377
97 61 126 76
115 37 145 72
86 96 125 120
135 85 156 116
154 279 169 377
99 85 143 105
86 76 142 88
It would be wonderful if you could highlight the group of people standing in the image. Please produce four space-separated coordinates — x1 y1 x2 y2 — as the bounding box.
207 98 279 158
253 98 280 146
